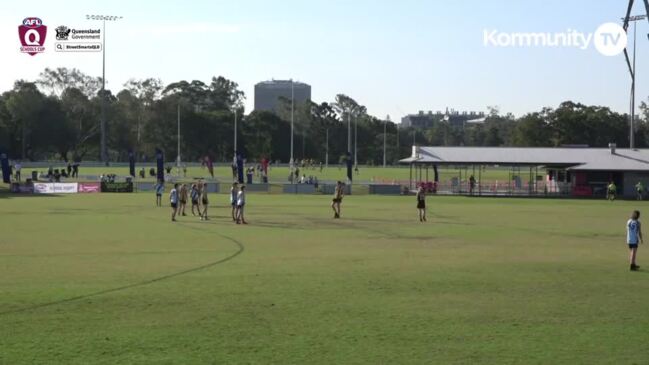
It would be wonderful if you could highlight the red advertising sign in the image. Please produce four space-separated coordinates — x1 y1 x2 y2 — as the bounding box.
78 182 101 193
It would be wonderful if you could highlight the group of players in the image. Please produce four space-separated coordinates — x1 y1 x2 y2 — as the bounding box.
158 181 247 224
157 175 646 272
157 178 422 224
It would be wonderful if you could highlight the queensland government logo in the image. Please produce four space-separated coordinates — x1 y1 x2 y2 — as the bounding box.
54 25 101 52
19 17 47 56
55 25 70 40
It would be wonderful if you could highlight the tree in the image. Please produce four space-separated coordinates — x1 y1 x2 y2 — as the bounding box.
37 67 102 98
5 81 45 159
512 112 552 147
208 76 245 111
241 111 281 159
550 101 627 147
484 125 503 146
60 87 98 160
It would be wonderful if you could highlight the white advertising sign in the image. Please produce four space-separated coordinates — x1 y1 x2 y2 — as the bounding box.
33 183 78 194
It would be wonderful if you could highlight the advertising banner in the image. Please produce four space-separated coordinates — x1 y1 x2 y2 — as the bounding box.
101 181 134 193
33 182 78 194
78 182 101 193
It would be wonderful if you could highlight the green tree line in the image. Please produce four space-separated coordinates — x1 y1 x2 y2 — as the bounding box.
0 67 648 164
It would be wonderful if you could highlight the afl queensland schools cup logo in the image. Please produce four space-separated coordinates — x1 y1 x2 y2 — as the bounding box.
19 17 47 56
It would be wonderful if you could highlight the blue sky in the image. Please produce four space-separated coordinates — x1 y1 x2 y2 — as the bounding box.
1 0 647 122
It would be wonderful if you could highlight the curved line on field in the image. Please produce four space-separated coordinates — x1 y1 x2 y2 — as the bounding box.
0 226 244 316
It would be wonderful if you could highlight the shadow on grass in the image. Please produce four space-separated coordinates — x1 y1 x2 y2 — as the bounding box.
0 192 63 199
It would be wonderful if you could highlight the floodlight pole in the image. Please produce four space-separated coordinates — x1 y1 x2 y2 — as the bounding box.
383 115 389 168
396 124 400 156
234 108 238 154
325 128 329 168
86 14 122 165
290 79 294 170
177 103 181 171
347 108 351 155
622 14 647 149
101 18 106 164
354 114 358 168
632 19 637 149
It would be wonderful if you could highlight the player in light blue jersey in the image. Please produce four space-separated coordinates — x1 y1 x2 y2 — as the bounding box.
627 210 643 271
155 179 165 207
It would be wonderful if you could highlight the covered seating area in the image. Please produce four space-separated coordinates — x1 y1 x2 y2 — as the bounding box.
399 145 649 198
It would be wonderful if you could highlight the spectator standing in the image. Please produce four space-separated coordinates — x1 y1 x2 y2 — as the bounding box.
636 181 644 201
14 161 21 181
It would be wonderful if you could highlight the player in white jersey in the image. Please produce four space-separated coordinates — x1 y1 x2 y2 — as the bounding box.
235 185 247 225
170 183 179 222
627 210 643 271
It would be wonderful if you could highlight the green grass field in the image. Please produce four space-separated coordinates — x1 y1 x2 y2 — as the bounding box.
1 193 648 364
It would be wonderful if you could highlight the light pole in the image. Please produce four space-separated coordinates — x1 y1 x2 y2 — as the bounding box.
234 108 238 155
325 128 329 168
347 109 351 155
354 114 358 168
177 103 181 172
383 115 389 168
396 124 400 157
290 79 294 170
622 14 647 149
86 14 122 164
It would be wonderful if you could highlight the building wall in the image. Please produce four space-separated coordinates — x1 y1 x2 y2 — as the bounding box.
400 110 485 129
623 172 649 198
254 81 311 113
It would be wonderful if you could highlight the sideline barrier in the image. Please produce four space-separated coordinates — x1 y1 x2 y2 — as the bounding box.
318 184 352 195
137 182 156 192
9 181 405 197
204 183 220 193
10 183 34 193
369 184 402 195
136 181 222 193
241 184 269 193
283 184 319 194
282 184 297 194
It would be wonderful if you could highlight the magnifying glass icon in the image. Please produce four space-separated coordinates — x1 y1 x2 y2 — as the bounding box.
56 44 63 50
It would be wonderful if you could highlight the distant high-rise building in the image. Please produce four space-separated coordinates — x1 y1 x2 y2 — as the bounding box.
254 80 311 113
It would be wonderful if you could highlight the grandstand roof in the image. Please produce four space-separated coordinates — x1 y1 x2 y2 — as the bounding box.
399 146 649 171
